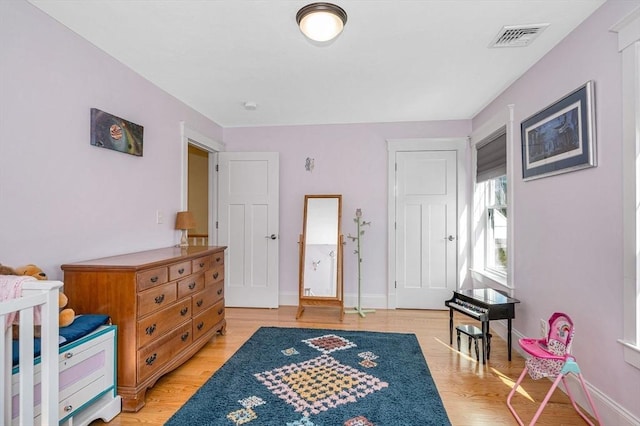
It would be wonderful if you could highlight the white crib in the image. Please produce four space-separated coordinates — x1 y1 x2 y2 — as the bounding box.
1 280 61 426
1 280 121 426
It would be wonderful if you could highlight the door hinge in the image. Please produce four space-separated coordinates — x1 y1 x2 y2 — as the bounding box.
216 221 219 229
394 281 397 289
215 164 219 172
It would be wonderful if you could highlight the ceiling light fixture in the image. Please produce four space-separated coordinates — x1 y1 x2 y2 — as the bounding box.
296 2 347 43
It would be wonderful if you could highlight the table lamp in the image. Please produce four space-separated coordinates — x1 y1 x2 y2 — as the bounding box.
175 211 196 248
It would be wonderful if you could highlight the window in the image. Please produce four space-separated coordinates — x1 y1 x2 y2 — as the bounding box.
473 127 508 282
486 175 507 275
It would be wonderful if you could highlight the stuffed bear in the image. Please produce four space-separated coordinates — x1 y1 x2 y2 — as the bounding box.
0 263 17 275
13 264 76 329
2 263 77 338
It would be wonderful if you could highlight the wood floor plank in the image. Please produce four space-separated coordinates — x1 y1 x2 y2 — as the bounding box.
91 307 597 425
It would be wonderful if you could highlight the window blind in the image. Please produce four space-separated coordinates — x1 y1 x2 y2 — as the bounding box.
476 128 506 182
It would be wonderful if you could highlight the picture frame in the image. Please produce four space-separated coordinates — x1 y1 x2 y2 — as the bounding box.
521 81 596 181
90 108 143 156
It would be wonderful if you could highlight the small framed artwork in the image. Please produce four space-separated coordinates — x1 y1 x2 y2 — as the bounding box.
521 81 596 181
90 108 143 156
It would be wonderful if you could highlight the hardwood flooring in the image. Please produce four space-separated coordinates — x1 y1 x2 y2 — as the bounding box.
93 306 596 425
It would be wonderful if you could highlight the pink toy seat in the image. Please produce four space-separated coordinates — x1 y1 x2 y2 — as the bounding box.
519 338 560 358
506 312 601 425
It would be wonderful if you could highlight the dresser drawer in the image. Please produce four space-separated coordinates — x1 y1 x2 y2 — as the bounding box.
59 373 110 421
138 282 177 317
137 322 192 382
192 287 220 316
205 265 224 287
209 280 224 303
212 252 224 267
137 299 192 348
169 261 192 281
192 255 211 274
193 300 225 341
177 273 205 299
137 267 168 291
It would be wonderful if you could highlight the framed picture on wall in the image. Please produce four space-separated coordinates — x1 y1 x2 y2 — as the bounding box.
90 108 144 156
521 81 596 181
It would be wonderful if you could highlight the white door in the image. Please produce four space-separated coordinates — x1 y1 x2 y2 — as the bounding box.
395 151 457 309
218 152 279 308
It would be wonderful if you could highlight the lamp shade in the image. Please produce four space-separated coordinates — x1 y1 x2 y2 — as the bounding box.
175 211 196 230
296 3 347 42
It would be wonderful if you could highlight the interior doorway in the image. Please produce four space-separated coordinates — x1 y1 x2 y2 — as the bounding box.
180 122 224 246
188 145 209 246
387 138 469 310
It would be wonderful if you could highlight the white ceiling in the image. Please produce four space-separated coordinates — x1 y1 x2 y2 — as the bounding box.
28 0 606 128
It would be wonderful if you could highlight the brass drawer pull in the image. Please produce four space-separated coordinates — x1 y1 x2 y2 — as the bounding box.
154 294 165 304
199 262 205 268
150 276 158 283
217 288 223 296
188 282 196 290
181 332 190 341
218 308 224 315
196 299 203 307
197 322 204 330
146 324 156 335
178 268 185 275
180 307 189 316
216 257 221 262
146 353 157 365
213 272 219 279
64 405 73 412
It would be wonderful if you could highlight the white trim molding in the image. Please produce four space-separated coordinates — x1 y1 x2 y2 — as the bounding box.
612 6 640 371
469 105 515 293
179 122 225 246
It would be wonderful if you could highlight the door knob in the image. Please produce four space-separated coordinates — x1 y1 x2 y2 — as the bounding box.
265 234 277 240
447 235 456 241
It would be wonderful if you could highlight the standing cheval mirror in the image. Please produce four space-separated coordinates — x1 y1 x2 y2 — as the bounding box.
296 194 344 320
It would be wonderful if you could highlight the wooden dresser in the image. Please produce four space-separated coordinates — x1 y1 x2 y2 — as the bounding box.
61 246 226 412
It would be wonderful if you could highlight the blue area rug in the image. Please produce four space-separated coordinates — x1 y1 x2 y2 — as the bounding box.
165 327 450 426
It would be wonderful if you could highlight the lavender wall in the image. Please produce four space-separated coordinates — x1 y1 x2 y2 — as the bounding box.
3 0 639 419
223 121 470 305
0 0 223 277
473 0 640 418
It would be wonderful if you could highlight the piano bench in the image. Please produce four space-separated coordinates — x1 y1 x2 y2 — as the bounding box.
456 324 492 362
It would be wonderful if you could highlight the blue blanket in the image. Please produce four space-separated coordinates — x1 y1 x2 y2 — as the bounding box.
12 314 109 366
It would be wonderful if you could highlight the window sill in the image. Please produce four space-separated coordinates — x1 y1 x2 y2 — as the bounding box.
471 268 510 290
619 339 640 370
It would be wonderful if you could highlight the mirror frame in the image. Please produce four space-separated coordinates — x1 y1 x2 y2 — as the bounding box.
296 194 344 320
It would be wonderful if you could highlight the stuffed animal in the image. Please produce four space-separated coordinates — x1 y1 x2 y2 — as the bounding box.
14 264 76 328
0 263 17 275
3 263 76 335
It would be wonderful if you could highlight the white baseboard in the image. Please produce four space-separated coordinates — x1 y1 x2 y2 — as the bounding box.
279 291 298 307
278 292 388 310
491 321 640 426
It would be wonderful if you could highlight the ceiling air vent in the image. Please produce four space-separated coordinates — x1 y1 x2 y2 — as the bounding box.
490 24 550 48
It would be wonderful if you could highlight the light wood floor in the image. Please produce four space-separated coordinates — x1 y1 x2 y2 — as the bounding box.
93 307 596 425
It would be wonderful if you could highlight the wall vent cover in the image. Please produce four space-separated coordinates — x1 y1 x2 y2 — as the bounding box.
490 24 550 48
